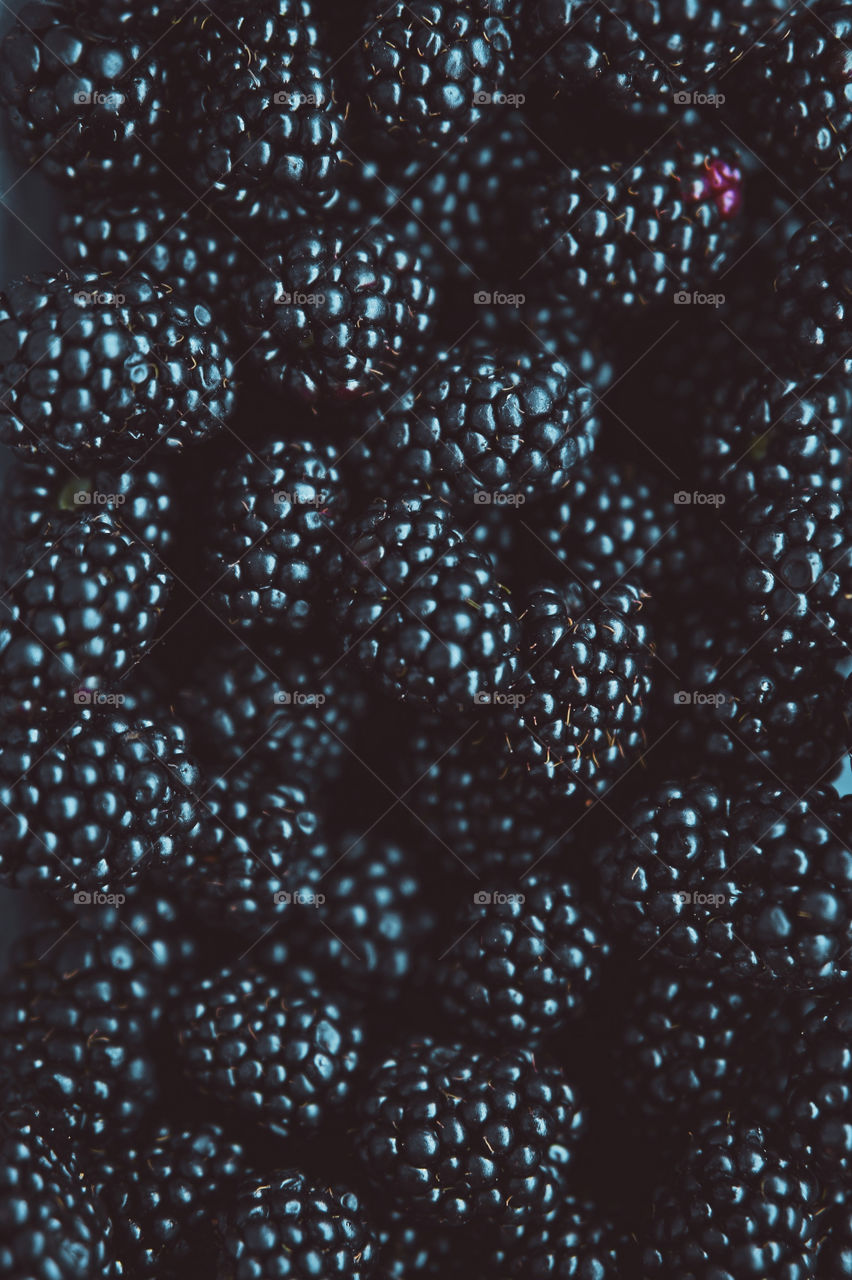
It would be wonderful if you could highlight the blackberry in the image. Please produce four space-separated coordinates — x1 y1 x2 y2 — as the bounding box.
205 437 345 640
437 870 610 1046
355 344 599 505
596 777 852 989
788 996 852 1183
529 136 743 309
816 1195 852 1277
498 1194 628 1279
331 492 520 714
0 920 169 1144
350 0 516 151
0 0 168 187
0 454 178 558
175 963 364 1138
356 1038 583 1227
241 224 438 403
0 513 170 719
0 708 202 897
375 1214 469 1279
169 1 343 223
776 220 852 376
506 580 654 799
736 490 852 659
0 1105 119 1279
214 1172 376 1280
0 273 234 463
641 1117 816 1278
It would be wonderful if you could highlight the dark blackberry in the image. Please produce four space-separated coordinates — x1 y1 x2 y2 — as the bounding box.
506 580 654 799
788 996 852 1183
168 1 344 222
0 708 202 897
0 920 170 1145
641 1117 816 1278
736 490 852 660
816 1195 852 1277
0 1105 119 1279
331 492 520 714
241 224 438 403
498 1194 628 1279
350 0 516 151
356 1038 583 1227
437 870 610 1046
0 0 168 187
214 1172 376 1280
0 273 234 463
355 344 599 505
205 437 345 640
375 1214 469 1279
175 963 364 1138
697 372 852 503
776 220 852 376
529 136 743 309
596 777 852 990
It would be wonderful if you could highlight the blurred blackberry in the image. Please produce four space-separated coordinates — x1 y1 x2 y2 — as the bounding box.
214 1172 375 1280
356 1038 582 1227
0 273 234 463
170 1 344 222
0 708 202 897
175 963 364 1138
641 1117 816 1277
241 224 437 402
776 220 852 376
0 0 168 186
375 1215 468 1279
816 1194 852 1277
788 996 852 1183
439 871 609 1045
350 0 516 151
529 136 744 309
596 777 852 990
507 580 653 799
332 492 520 714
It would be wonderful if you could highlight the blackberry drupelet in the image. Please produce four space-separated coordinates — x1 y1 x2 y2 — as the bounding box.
596 777 852 989
356 1038 583 1227
641 1117 816 1277
0 273 234 463
776 220 852 376
437 870 610 1046
214 1172 376 1280
0 0 168 187
175 963 364 1138
529 137 743 308
242 224 438 402
350 0 516 151
0 709 202 897
205 437 345 640
331 492 520 714
507 580 654 799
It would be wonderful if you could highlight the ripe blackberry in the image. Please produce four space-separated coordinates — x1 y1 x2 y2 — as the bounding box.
498 1194 628 1279
331 493 520 714
788 996 852 1183
356 1038 582 1227
437 870 610 1046
736 490 852 659
350 0 516 151
175 963 364 1138
529 137 743 309
355 344 599 505
507 580 653 799
0 513 170 719
0 454 178 558
0 0 168 186
0 920 170 1145
596 778 852 990
641 1117 816 1277
697 372 852 503
816 1195 852 1277
0 273 234 463
375 1214 469 1279
214 1172 376 1280
169 1 344 222
241 224 437 402
0 1105 119 1279
0 708 202 897
776 220 852 376
205 437 345 640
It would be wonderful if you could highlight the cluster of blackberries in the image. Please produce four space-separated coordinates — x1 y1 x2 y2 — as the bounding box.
0 1 850 1277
